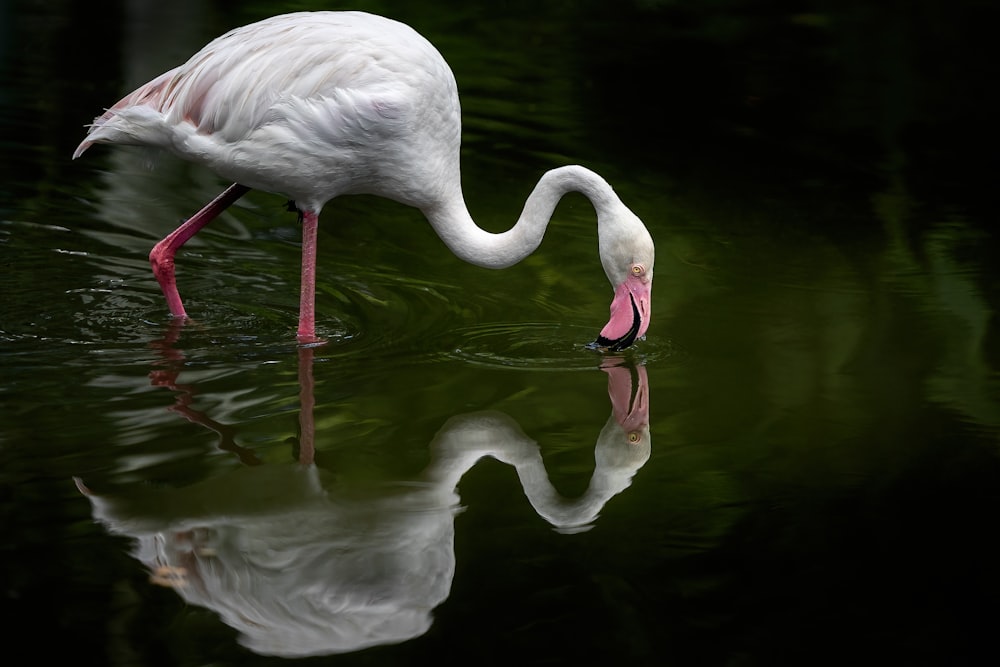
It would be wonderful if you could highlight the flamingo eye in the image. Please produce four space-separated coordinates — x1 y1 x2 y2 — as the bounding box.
631 264 644 277
628 431 641 444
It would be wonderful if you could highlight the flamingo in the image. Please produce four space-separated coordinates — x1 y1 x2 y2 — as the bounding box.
73 11 654 348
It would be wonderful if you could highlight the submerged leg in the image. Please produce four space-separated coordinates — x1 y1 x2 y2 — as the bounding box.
297 209 320 342
297 345 316 464
149 183 251 318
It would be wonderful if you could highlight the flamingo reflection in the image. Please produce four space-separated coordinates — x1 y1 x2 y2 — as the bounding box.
77 336 650 657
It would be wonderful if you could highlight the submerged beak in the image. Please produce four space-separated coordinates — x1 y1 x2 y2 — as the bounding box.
590 275 652 352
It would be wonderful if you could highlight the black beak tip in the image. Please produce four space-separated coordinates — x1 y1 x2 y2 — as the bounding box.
588 335 632 353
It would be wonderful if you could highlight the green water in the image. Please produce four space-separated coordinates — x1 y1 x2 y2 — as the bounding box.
3 1 999 665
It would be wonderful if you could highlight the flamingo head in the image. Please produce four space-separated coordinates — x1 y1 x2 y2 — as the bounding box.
590 203 654 352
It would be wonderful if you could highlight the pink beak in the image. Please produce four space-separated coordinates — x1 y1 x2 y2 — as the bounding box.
591 274 652 352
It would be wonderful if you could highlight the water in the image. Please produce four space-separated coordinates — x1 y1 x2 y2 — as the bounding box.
3 1 1000 665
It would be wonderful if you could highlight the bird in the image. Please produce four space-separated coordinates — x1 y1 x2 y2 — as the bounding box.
73 11 654 349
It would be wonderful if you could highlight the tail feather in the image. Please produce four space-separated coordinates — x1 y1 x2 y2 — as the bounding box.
72 67 181 159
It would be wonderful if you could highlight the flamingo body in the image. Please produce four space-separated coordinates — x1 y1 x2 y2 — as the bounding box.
74 11 654 348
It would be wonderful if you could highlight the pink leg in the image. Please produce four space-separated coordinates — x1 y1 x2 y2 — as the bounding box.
297 209 319 342
149 183 250 318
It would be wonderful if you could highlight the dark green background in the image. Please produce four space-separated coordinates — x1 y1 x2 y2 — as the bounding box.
2 1 998 665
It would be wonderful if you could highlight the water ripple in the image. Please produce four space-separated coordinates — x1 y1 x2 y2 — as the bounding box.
437 321 684 371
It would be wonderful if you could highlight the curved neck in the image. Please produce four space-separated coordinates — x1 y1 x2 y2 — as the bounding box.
423 165 620 269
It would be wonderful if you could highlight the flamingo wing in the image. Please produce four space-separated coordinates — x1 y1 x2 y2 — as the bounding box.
73 12 439 160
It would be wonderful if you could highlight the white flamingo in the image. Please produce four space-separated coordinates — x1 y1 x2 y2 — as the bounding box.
74 11 654 347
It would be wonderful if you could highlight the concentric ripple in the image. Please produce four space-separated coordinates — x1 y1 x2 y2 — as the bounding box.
438 321 683 371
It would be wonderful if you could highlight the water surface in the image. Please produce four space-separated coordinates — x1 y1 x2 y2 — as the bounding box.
2 1 999 665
